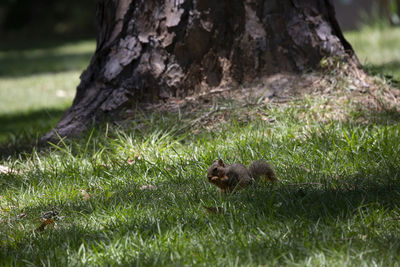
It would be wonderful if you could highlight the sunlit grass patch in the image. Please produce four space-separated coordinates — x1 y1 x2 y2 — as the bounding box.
0 40 95 145
0 71 78 114
345 26 400 81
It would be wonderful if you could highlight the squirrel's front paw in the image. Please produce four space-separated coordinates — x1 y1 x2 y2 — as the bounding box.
210 176 219 182
220 175 229 182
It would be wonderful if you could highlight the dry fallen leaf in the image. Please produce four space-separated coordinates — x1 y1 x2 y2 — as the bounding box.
140 185 156 190
0 165 21 175
35 218 55 232
41 210 59 220
17 211 27 219
79 189 91 201
127 154 142 165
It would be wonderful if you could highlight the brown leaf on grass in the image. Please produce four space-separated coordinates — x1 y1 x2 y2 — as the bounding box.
35 218 55 232
79 189 91 201
127 154 142 165
203 206 223 214
41 210 64 222
17 211 27 219
41 210 59 220
140 185 156 190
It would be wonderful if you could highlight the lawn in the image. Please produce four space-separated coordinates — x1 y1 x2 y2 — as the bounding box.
0 27 399 266
0 40 94 145
345 25 400 81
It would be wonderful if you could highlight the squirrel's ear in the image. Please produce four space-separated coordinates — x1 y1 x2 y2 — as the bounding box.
218 159 224 166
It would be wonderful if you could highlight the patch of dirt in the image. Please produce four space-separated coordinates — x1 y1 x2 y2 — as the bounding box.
130 57 400 131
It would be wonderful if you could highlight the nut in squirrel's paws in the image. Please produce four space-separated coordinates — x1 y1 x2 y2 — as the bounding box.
209 175 230 190
210 176 219 182
209 175 228 182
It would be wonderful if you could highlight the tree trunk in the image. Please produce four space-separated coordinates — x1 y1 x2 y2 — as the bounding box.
42 0 357 141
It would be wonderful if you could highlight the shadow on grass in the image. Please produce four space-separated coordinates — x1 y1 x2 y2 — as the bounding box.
1 99 400 263
352 107 400 126
0 52 93 78
364 61 400 86
1 161 400 264
0 108 67 159
0 38 94 52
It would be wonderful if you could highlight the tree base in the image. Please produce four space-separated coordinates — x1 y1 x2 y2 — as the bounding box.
42 0 358 142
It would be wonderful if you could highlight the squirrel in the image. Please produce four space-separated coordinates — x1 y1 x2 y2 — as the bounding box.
207 159 278 193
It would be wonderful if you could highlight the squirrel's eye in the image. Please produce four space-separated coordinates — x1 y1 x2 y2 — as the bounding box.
212 167 218 175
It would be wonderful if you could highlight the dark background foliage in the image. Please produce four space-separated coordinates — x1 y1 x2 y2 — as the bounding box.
0 0 96 41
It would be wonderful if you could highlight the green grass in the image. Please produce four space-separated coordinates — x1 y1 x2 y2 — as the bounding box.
1 106 400 266
0 40 95 77
345 26 400 81
0 28 400 266
0 40 95 145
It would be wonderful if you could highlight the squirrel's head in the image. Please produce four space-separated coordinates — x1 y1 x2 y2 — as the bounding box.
207 159 227 184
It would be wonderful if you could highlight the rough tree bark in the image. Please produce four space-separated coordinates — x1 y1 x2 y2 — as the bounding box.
42 0 357 141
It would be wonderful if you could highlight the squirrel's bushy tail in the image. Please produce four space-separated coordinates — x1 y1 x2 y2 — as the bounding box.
248 160 278 182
